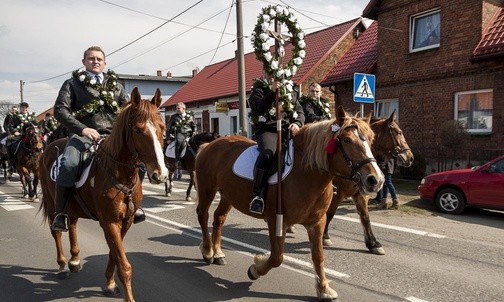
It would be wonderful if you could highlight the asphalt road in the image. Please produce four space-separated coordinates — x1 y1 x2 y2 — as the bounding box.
1 175 503 302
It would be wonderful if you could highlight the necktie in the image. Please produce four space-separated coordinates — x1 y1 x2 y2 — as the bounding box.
95 75 101 84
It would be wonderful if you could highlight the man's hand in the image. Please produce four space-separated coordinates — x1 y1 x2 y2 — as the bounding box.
289 123 300 136
82 128 100 141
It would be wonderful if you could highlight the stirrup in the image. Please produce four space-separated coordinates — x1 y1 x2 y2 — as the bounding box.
133 208 146 224
249 196 264 214
51 213 69 232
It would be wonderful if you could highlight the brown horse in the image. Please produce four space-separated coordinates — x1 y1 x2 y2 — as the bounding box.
323 110 414 254
195 106 384 301
14 123 44 200
164 132 220 200
38 87 168 302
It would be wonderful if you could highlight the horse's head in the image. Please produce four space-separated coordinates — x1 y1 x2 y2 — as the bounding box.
371 110 414 168
301 106 384 195
23 123 44 153
111 87 168 184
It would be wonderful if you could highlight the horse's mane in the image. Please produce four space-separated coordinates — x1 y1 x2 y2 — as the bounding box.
299 116 375 172
101 99 164 158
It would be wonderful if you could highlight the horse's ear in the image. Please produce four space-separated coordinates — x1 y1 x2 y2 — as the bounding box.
364 111 372 124
130 87 141 108
386 110 396 125
335 106 347 125
151 88 162 108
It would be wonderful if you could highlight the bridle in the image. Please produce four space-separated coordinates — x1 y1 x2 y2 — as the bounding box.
381 121 411 160
331 125 377 183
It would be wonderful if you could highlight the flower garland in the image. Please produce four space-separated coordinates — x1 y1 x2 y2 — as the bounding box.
44 115 59 132
300 95 331 120
12 112 37 133
248 78 298 124
71 68 121 119
170 111 194 134
250 5 305 122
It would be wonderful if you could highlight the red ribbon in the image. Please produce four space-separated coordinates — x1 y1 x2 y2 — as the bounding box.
325 138 337 154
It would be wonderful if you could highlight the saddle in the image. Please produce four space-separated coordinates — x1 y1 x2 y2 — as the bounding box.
50 146 96 188
165 138 189 159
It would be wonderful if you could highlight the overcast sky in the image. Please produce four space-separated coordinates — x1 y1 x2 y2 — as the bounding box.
0 0 370 115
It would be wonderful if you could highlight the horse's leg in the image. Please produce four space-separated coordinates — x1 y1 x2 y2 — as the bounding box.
323 193 344 246
165 163 174 197
49 223 68 278
32 174 39 202
197 187 218 264
26 174 34 199
210 199 232 265
248 218 285 280
67 217 82 272
185 171 194 201
354 194 385 255
103 252 120 297
101 222 134 302
306 217 338 300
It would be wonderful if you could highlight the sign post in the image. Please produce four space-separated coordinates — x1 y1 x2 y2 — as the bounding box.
353 73 376 117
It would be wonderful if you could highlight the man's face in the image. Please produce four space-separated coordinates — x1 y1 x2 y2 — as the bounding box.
20 106 28 114
309 85 322 99
176 105 185 114
83 50 106 75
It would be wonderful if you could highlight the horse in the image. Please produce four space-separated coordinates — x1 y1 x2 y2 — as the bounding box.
194 106 384 301
164 132 220 200
38 87 168 302
12 123 44 200
322 110 414 255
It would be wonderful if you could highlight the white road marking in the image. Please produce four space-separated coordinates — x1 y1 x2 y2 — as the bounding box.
0 191 34 211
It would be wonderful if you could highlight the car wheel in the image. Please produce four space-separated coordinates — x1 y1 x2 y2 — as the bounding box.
435 188 466 215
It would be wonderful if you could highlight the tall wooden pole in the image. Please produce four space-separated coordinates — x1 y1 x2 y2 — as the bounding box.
236 0 248 137
274 19 283 237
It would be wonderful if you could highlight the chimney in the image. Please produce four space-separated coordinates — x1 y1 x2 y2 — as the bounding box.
156 70 162 76
192 67 199 77
166 71 172 78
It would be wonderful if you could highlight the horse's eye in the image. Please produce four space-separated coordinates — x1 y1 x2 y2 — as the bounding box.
343 137 351 143
135 127 142 134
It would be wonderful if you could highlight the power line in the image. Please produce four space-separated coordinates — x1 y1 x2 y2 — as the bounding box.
208 0 235 65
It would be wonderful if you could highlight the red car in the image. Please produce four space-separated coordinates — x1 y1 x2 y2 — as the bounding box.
418 155 504 214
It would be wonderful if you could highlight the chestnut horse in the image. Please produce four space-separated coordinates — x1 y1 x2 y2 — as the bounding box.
323 110 414 254
38 88 168 302
164 132 220 200
14 123 44 200
195 106 384 301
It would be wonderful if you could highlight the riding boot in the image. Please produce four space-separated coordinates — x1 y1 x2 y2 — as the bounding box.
51 186 73 232
249 167 268 214
390 198 399 210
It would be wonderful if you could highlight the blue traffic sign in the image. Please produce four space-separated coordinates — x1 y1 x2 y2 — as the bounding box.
353 73 375 103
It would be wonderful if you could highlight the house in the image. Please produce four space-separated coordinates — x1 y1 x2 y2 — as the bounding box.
160 19 367 136
322 0 504 174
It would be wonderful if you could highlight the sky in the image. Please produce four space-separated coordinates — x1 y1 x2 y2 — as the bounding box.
0 0 370 116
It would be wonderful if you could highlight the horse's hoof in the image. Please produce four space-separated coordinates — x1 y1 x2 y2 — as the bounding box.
247 265 259 280
323 238 333 246
166 192 171 197
202 255 213 265
186 196 192 201
370 246 385 255
103 285 120 297
213 257 226 265
56 270 70 280
286 225 296 234
69 261 81 272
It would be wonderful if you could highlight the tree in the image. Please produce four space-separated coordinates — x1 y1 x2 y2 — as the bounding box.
439 120 469 169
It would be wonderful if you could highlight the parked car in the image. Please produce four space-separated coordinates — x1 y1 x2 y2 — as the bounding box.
418 155 504 214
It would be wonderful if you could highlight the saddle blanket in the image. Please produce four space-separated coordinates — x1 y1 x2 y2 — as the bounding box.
50 154 94 189
165 139 188 158
232 140 294 184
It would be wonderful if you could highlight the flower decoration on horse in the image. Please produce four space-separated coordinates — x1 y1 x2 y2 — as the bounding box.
71 69 121 119
250 4 306 121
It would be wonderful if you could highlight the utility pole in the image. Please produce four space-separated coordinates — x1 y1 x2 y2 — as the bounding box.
19 80 24 103
236 0 248 137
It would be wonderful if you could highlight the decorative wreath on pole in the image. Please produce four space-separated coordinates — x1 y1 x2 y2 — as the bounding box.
250 5 306 118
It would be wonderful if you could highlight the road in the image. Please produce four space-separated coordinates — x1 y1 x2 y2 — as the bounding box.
1 175 503 302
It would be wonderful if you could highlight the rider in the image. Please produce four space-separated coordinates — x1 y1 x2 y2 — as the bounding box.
40 112 58 138
300 82 331 123
248 77 305 215
51 46 130 232
3 102 38 171
166 102 195 172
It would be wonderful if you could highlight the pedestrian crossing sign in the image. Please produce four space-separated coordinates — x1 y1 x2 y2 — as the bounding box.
353 73 375 103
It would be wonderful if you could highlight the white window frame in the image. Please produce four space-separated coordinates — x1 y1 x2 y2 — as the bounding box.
374 99 399 121
454 89 493 134
410 8 441 53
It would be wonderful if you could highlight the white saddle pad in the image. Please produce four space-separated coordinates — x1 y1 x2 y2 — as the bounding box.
232 140 294 184
165 140 187 158
50 154 95 189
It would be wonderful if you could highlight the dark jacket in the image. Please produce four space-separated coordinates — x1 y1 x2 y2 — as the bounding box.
300 95 330 124
6 113 38 134
54 75 128 136
166 112 195 137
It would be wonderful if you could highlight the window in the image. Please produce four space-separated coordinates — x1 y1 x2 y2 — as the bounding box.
230 116 238 135
455 89 492 134
410 9 440 52
374 99 399 121
194 117 202 133
211 117 219 134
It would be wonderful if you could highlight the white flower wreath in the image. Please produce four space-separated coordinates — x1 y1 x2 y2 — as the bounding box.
250 5 305 119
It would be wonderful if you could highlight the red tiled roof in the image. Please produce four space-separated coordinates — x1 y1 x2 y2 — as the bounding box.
472 7 504 61
161 19 363 108
321 21 378 85
362 0 382 20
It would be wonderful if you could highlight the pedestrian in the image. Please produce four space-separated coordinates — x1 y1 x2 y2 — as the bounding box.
50 45 146 232
376 157 400 210
247 77 305 214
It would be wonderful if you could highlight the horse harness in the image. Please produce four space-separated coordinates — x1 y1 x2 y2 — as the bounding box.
375 120 411 161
